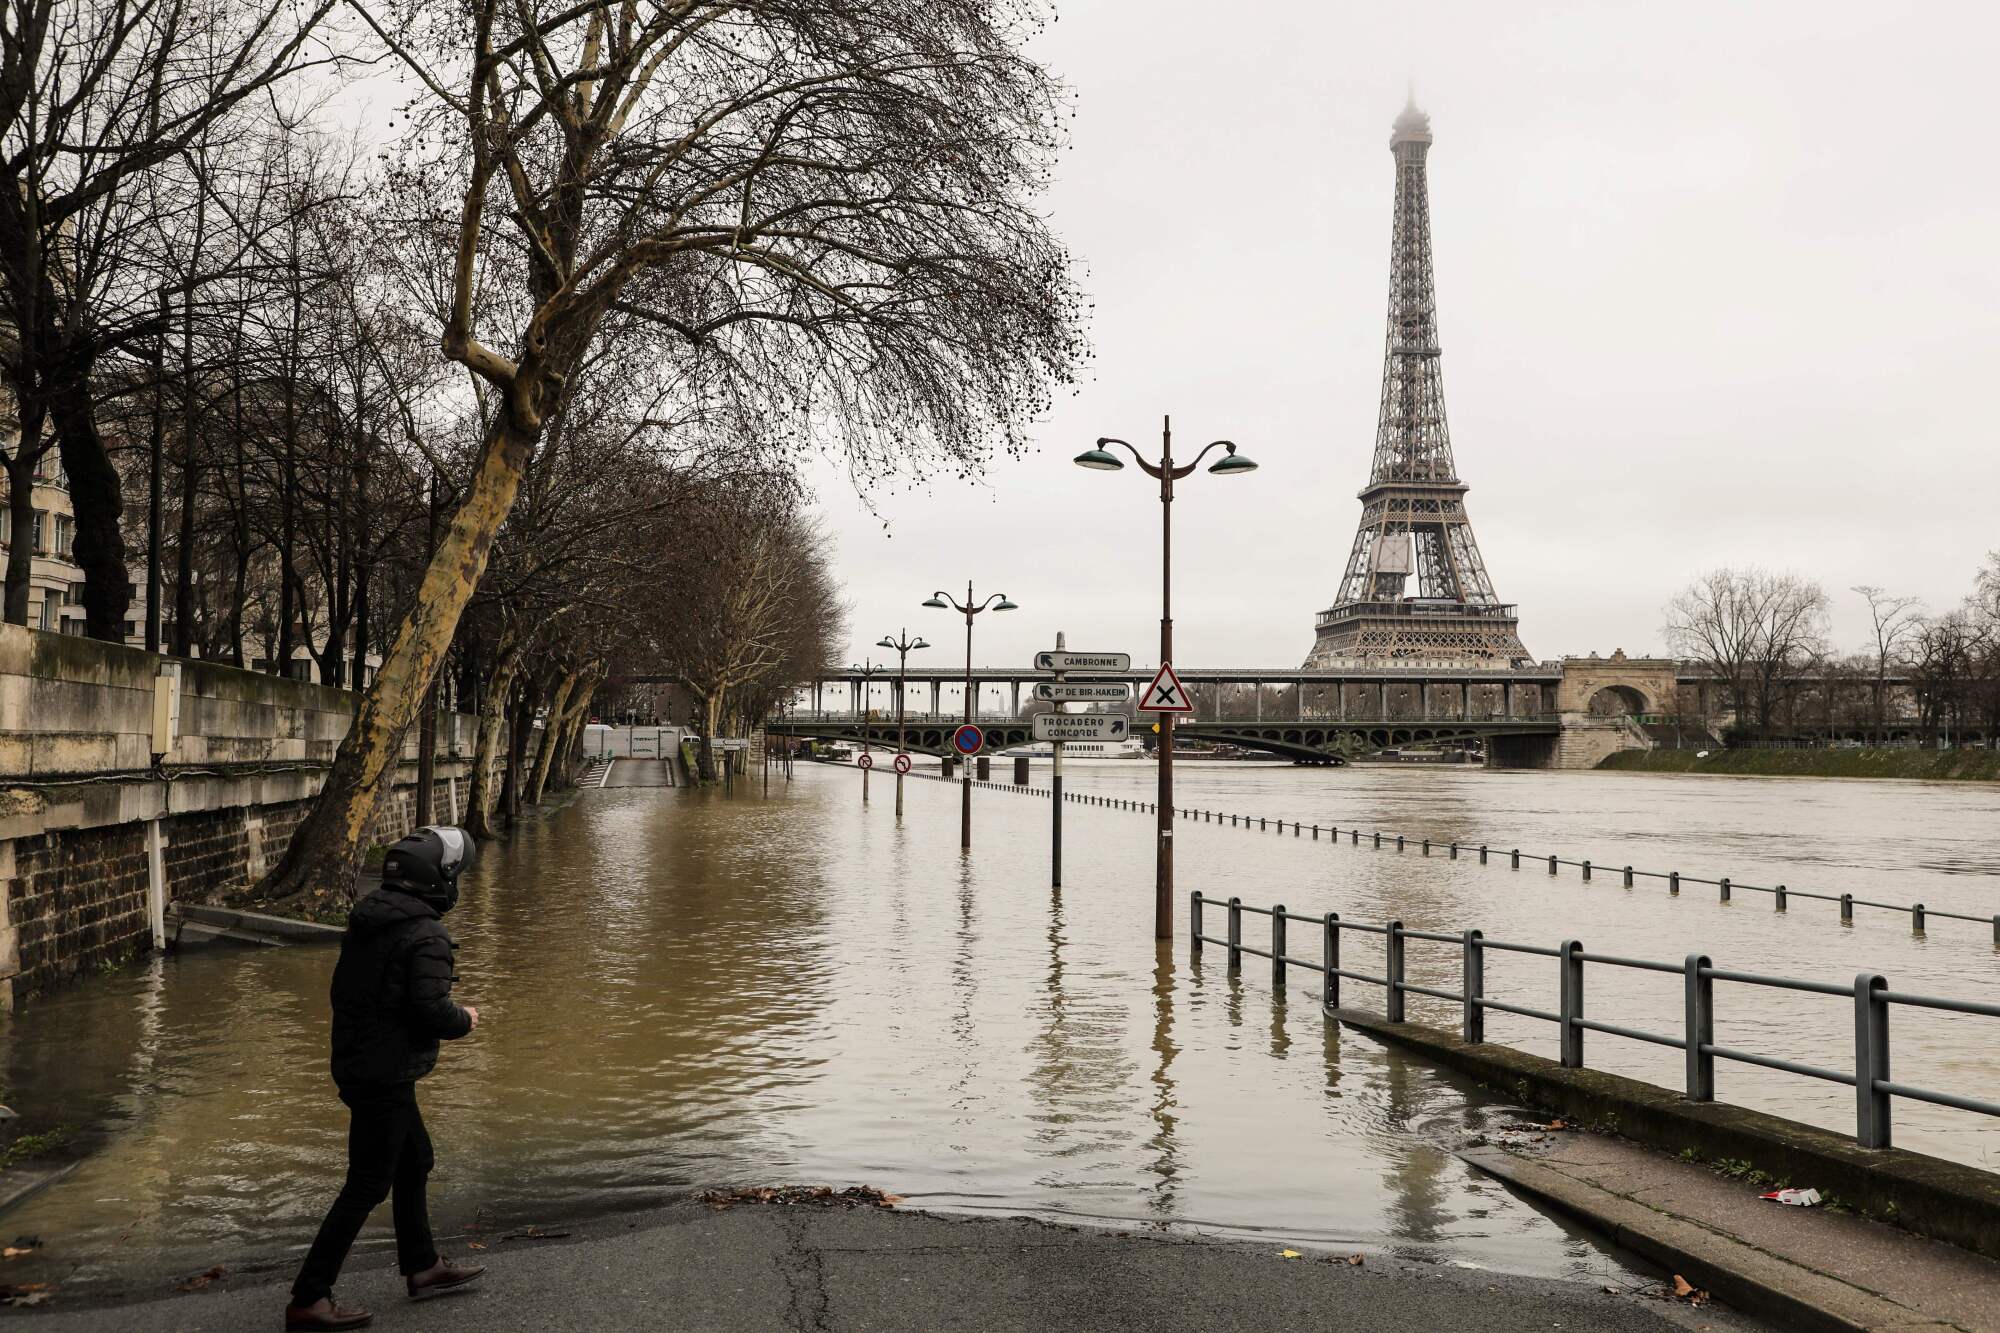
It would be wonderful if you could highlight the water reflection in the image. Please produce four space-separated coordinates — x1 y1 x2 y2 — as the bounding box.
1147 944 1181 1220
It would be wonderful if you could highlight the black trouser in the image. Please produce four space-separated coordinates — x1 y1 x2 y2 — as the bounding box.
291 1081 439 1305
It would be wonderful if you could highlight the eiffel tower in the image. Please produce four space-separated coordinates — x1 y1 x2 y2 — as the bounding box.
1304 98 1530 667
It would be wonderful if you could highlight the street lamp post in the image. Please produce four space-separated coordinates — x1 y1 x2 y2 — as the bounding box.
876 630 931 817
923 582 1017 849
851 659 885 802
1075 416 1258 939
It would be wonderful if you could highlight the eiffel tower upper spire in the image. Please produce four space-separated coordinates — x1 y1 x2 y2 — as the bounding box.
1303 99 1530 667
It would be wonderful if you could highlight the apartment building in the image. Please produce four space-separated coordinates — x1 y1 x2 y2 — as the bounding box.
0 438 86 635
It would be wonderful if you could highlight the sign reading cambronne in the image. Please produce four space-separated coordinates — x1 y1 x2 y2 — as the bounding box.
1032 713 1130 743
1034 650 1131 673
1033 681 1131 703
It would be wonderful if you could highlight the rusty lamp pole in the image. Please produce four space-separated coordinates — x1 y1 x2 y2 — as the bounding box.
923 583 1017 849
850 659 886 802
1075 417 1257 938
876 630 930 817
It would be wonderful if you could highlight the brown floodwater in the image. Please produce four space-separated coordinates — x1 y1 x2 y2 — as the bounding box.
3 759 1995 1293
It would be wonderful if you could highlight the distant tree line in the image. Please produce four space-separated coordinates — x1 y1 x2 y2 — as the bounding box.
1663 556 2000 744
1 0 1085 909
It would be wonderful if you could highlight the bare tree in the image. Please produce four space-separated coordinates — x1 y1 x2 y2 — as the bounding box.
259 0 1084 905
1664 567 1830 740
1851 584 1924 741
0 0 341 635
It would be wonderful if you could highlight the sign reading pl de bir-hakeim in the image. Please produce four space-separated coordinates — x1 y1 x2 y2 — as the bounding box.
1033 681 1130 703
1033 713 1130 743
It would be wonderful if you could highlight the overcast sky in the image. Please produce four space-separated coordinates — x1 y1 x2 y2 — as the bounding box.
809 0 2000 674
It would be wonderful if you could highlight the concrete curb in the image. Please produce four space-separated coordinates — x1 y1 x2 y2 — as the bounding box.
1460 1148 1951 1333
1331 1007 2000 1264
0 1162 77 1218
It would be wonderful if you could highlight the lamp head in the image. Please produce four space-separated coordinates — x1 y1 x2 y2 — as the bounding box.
914 638 930 650
1207 443 1258 476
876 637 895 649
994 597 1018 612
922 595 949 609
1073 447 1124 472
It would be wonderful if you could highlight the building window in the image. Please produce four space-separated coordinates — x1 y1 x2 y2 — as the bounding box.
53 514 73 557
31 510 47 554
37 596 58 631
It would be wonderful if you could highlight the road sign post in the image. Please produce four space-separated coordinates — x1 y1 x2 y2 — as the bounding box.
1048 634 1066 887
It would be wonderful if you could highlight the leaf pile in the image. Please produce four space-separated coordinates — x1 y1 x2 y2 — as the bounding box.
699 1185 904 1211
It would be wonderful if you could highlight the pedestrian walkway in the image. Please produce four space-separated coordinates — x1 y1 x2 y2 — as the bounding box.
600 758 676 788
1463 1131 2000 1332
23 1199 1763 1332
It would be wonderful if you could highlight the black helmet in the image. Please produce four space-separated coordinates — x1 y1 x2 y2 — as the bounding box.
381 825 477 912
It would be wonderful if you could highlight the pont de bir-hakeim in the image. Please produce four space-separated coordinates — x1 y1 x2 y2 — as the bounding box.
1305 98 1532 667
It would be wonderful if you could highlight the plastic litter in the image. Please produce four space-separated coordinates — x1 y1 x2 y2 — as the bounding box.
1759 1187 1821 1206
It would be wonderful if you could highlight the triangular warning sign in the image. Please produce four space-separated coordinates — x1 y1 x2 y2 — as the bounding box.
1138 661 1194 713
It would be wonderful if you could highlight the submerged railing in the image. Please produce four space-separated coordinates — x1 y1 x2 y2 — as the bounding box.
1190 892 2000 1150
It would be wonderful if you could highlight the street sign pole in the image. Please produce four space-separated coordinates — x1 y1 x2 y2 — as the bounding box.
1051 632 1064 888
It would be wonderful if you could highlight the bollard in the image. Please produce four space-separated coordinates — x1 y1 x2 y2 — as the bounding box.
1396 835 1405 852
1548 855 1558 876
1854 973 1890 1148
1227 897 1243 971
1014 755 1030 785
1313 824 1319 840
977 756 990 780
1622 865 1633 888
1260 817 1267 831
1422 839 1430 857
1479 845 1489 864
1322 913 1341 1012
1669 871 1680 896
1385 921 1406 1023
1775 884 1787 911
1912 903 1925 934
1374 832 1382 849
1272 906 1288 992
1510 848 1520 870
1450 842 1458 860
1462 929 1485 1044
1993 915 1999 947
1294 822 1300 838
1190 892 1204 961
1559 940 1585 1068
1582 859 1591 882
1684 954 1714 1101
1720 877 1731 903
1351 829 1359 845
1841 893 1853 924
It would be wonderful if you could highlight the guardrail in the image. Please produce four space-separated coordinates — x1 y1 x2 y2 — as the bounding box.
890 768 1999 945
1189 892 2000 1150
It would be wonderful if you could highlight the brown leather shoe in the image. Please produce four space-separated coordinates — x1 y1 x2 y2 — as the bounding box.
406 1256 485 1300
284 1296 373 1330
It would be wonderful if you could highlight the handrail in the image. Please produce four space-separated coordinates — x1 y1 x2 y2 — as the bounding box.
1188 890 1995 1150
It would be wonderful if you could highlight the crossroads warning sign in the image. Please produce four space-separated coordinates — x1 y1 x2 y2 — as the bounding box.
1137 661 1194 713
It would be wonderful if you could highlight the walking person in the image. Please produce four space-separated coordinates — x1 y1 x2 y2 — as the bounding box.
286 827 488 1331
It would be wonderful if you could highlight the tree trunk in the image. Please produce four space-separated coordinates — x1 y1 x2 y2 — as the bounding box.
50 375 131 641
502 686 534 826
699 691 724 781
173 288 198 657
550 685 595 790
254 415 540 907
2 442 40 624
527 669 579 805
465 636 526 840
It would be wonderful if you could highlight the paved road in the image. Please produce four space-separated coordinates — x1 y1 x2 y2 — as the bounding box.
601 758 675 788
25 1200 1765 1332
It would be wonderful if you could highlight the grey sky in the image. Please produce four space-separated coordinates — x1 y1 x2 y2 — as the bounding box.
810 0 2000 674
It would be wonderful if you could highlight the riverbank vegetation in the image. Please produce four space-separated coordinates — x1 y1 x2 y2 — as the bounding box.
2 0 1085 909
1598 747 2000 782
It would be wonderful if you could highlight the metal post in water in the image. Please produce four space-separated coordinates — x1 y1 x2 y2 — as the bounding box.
1189 891 1203 961
1720 876 1731 903
1227 896 1243 971
1385 921 1406 1023
1841 893 1854 923
1912 903 1925 934
1775 884 1787 911
1462 929 1484 1044
1322 912 1340 1012
1272 905 1287 993
1582 859 1591 882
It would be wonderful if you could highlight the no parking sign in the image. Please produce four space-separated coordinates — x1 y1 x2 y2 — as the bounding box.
951 724 985 756
893 753 913 774
856 752 873 769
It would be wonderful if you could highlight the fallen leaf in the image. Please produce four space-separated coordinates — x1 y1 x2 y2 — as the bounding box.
174 1265 225 1293
1347 1253 1365 1266
1 1249 32 1260
467 1241 487 1252
1672 1275 1694 1298
1278 1249 1302 1259
1546 1120 1570 1131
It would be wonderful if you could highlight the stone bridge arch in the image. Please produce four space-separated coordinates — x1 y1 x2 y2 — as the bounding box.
1555 651 1678 717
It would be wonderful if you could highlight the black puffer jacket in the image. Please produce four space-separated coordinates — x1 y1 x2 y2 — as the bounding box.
328 885 472 1087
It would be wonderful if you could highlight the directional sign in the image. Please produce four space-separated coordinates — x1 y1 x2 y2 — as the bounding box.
1137 661 1195 713
1033 681 1131 703
952 723 985 755
856 751 873 769
1035 650 1131 673
1033 713 1131 743
892 752 913 775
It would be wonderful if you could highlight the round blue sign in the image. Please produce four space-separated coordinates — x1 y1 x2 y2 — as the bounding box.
952 724 985 755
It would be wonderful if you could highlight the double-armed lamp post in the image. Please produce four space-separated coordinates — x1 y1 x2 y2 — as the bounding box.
1075 417 1257 939
923 583 1017 849
875 630 930 817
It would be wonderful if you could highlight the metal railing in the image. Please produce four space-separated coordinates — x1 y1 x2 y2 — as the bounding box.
891 768 2000 944
1190 892 2000 1149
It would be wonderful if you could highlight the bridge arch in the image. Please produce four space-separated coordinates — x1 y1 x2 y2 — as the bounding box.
1586 684 1650 718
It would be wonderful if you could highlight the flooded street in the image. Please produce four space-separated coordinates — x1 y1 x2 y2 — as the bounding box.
4 761 1997 1293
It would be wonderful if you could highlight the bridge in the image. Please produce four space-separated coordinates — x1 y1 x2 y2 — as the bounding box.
762 710 1567 764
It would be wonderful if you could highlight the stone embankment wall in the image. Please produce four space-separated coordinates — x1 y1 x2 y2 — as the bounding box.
0 624 488 1008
